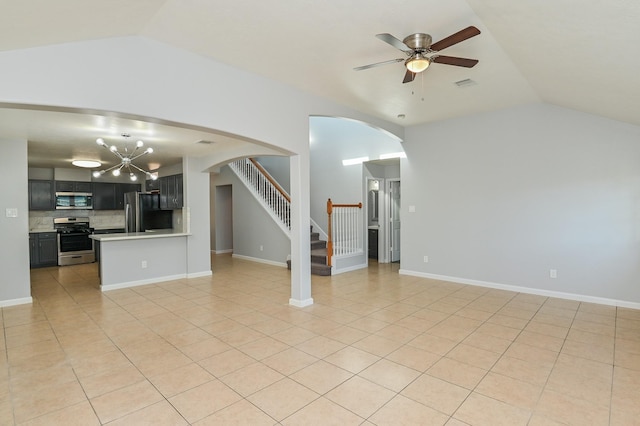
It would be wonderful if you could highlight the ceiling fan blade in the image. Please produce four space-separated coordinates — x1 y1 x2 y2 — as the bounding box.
402 69 416 84
353 58 404 71
432 55 479 68
430 26 480 52
376 33 412 52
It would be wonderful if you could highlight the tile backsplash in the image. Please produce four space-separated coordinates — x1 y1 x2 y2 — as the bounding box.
29 210 125 231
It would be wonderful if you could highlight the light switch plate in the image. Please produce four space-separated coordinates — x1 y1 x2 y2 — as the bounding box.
5 208 18 218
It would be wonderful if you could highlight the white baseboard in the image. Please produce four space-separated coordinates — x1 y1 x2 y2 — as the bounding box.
0 296 33 307
289 297 314 307
101 274 187 292
399 269 640 310
332 262 368 275
232 254 287 268
187 270 213 278
212 249 233 254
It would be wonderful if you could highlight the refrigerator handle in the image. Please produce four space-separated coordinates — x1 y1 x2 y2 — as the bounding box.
125 203 130 233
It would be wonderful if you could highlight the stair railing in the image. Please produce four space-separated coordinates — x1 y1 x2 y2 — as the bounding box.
326 198 363 267
229 158 291 233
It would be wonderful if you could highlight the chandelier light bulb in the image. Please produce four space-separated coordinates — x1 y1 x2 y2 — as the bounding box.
130 173 137 181
110 145 118 152
136 140 144 148
112 169 121 177
92 171 101 178
146 147 153 154
96 138 105 146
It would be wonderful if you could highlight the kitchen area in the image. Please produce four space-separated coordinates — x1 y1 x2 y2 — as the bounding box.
28 166 189 289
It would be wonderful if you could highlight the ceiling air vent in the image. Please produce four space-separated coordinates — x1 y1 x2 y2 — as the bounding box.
195 139 215 145
454 78 477 88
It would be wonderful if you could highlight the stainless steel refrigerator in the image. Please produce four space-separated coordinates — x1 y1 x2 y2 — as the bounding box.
124 192 173 232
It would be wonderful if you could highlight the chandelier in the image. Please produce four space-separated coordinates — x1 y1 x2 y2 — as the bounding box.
92 133 157 182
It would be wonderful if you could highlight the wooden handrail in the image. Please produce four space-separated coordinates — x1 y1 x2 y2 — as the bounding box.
331 202 363 208
249 158 291 203
326 199 362 267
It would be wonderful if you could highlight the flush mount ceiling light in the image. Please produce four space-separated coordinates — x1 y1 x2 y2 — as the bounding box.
71 160 101 168
92 133 157 182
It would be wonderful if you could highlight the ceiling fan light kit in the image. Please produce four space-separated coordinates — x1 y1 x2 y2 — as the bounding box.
92 133 158 181
355 26 481 83
406 53 430 73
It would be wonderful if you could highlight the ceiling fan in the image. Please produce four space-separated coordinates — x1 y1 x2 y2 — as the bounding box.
354 26 481 83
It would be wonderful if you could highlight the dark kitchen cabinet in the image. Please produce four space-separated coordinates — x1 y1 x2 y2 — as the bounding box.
145 178 160 192
115 183 141 210
159 174 183 209
28 180 55 210
92 182 117 210
29 232 58 268
56 181 92 192
92 182 140 210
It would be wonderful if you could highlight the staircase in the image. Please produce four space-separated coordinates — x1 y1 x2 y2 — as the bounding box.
230 159 332 276
287 226 332 276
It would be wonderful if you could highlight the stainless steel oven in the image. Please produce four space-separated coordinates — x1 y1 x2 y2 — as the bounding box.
54 217 95 266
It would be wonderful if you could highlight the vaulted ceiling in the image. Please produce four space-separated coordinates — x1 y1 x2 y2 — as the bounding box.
1 0 638 169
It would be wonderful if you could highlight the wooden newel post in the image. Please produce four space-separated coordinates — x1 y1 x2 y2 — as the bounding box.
327 198 333 267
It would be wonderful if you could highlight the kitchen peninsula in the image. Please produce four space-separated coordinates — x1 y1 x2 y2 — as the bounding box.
91 229 191 290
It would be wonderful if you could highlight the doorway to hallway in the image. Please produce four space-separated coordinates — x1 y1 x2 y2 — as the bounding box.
388 179 400 263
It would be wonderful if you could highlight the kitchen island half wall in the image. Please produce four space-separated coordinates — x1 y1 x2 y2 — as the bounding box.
91 230 208 291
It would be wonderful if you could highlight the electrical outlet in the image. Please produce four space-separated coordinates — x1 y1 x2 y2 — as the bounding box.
259 245 264 251
423 255 429 263
141 260 148 269
549 269 557 279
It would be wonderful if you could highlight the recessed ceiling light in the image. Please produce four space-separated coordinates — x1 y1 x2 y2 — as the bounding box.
72 160 101 168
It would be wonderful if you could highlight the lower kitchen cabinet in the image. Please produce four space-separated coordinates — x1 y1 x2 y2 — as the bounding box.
29 232 58 268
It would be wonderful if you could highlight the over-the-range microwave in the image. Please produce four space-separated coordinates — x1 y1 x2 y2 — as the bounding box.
55 192 93 210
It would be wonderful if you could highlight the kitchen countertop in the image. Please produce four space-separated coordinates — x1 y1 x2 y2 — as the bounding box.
90 229 190 241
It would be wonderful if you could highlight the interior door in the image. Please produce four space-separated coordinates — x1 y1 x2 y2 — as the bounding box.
389 179 401 262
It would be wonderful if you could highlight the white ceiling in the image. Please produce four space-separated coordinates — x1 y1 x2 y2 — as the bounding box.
1 0 638 169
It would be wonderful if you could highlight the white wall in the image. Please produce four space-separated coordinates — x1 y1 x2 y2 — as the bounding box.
402 103 640 305
0 139 31 306
255 156 290 194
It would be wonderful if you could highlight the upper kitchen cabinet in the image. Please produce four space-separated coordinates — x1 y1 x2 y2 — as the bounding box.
28 180 55 210
93 182 140 210
159 174 183 209
56 181 92 192
145 178 160 192
92 182 116 210
115 183 141 210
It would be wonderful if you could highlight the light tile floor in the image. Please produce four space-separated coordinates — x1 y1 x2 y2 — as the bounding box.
1 254 639 425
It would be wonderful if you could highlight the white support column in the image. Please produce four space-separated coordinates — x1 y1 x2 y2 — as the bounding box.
289 152 313 307
183 156 213 278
